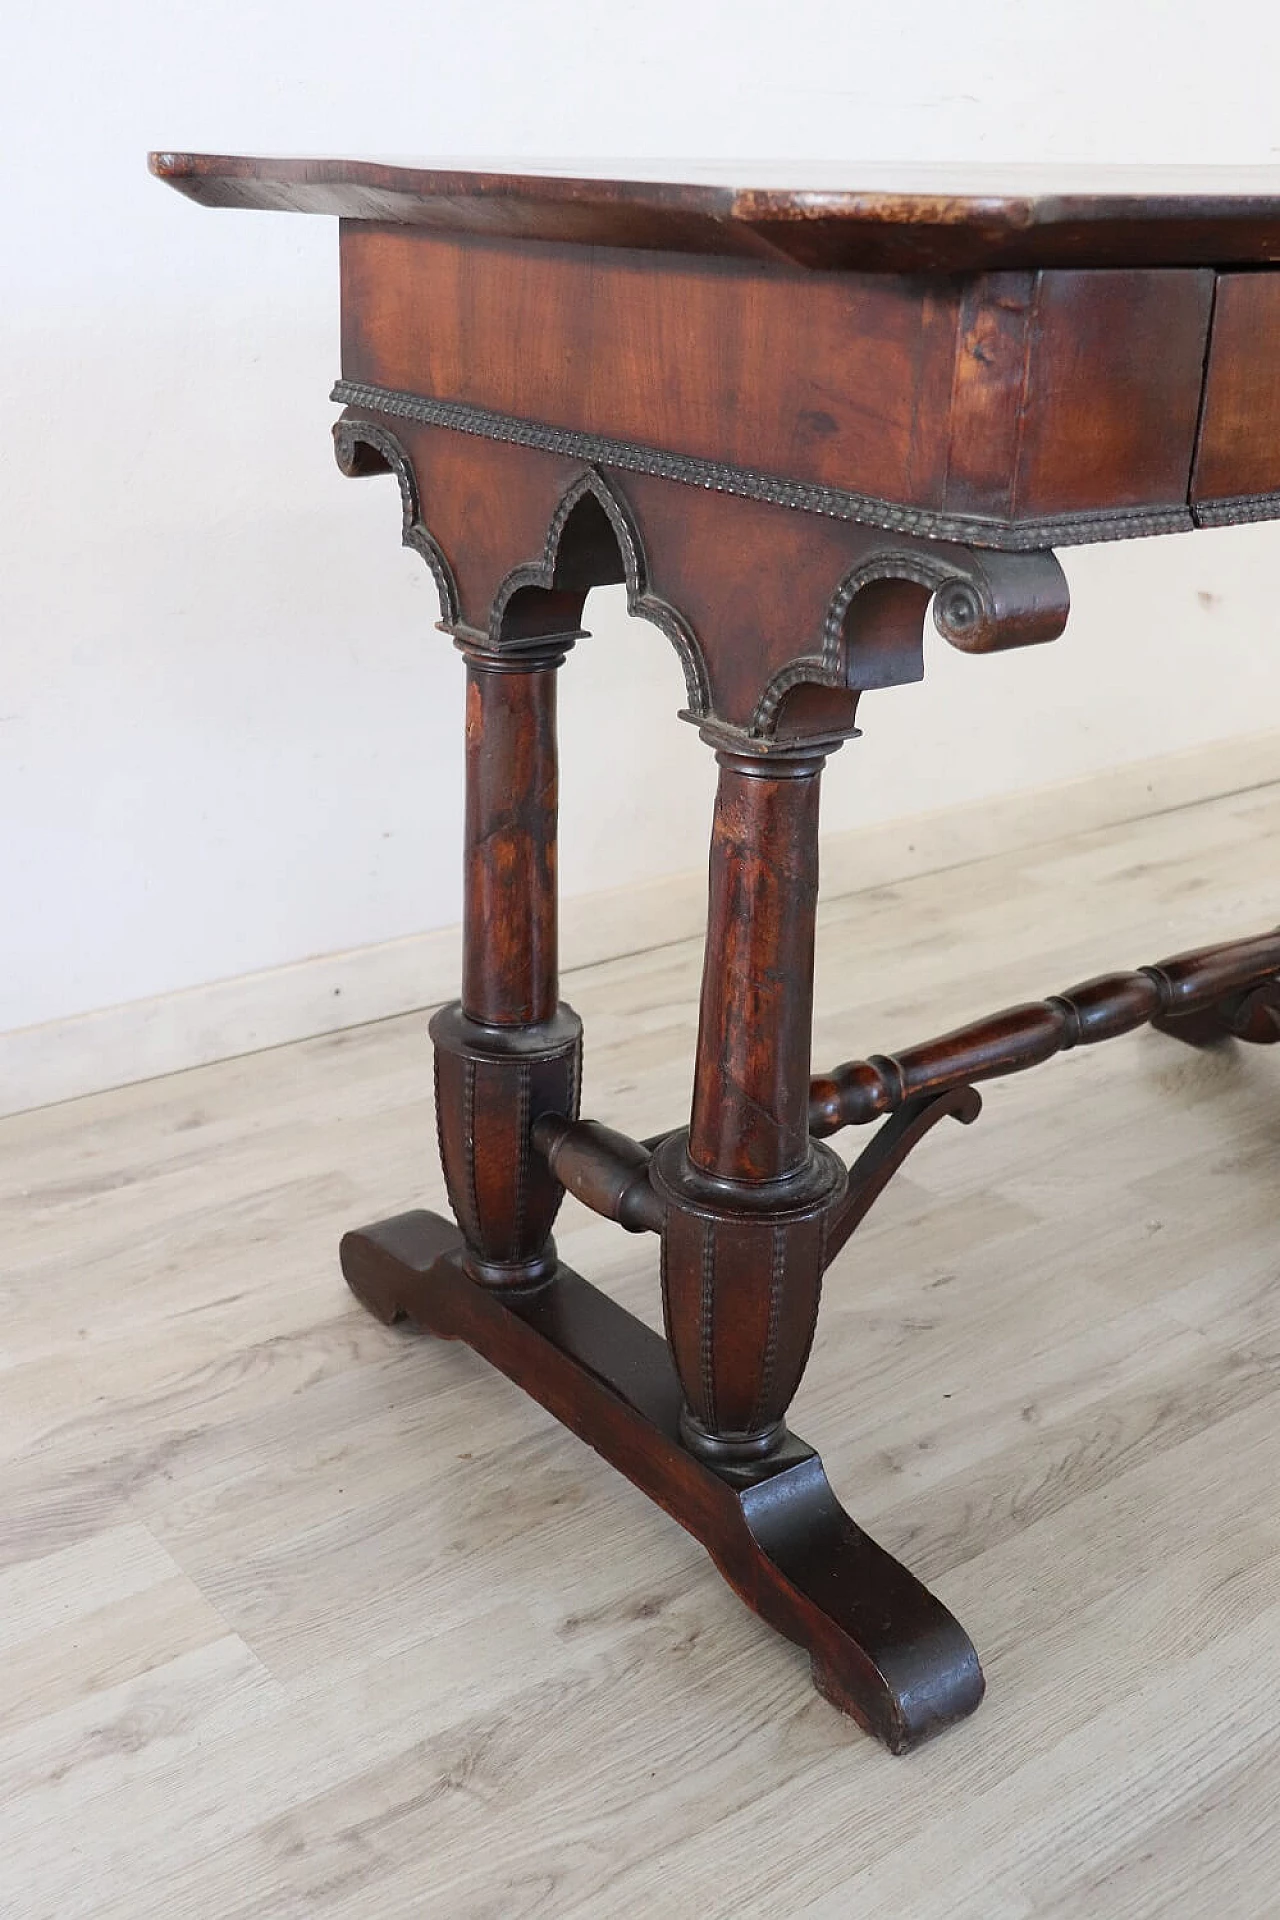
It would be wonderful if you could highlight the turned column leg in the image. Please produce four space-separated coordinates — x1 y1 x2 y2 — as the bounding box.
652 748 847 1461
428 639 582 1287
341 718 984 1749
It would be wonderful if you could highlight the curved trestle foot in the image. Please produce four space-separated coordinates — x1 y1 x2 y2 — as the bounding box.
337 1208 983 1752
340 1211 468 1330
722 1450 983 1751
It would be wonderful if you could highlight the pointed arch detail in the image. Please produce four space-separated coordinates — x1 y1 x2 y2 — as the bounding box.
490 467 710 715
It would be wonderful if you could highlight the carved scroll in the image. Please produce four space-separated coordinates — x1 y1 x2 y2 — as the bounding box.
752 543 1070 737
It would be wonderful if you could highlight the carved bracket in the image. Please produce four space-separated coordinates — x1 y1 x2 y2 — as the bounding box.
334 405 1070 754
823 1085 982 1269
332 416 460 626
753 543 1070 737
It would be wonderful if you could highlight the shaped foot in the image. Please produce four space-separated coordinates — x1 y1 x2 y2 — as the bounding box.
336 1208 984 1751
733 1451 983 1751
340 1209 467 1327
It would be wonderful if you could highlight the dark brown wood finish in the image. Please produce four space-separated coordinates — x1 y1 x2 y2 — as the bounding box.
689 753 826 1181
336 229 1216 548
332 407 1070 747
431 634 585 1290
809 930 1280 1134
151 153 1280 272
645 745 851 1466
531 1115 665 1234
339 1210 984 1752
154 151 1280 1753
527 1086 983 1266
1193 273 1280 520
460 647 563 1028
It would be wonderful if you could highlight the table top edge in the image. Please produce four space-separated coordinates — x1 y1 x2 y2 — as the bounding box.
149 152 1280 272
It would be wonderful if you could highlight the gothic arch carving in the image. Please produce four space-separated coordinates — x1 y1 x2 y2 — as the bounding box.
490 468 710 713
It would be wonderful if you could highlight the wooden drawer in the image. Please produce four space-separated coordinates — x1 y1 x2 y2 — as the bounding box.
340 225 1215 548
1192 273 1280 519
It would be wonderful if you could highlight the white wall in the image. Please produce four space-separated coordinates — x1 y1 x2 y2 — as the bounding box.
5 1 1280 1055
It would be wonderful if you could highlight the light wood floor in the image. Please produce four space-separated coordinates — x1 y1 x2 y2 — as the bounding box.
5 776 1280 1918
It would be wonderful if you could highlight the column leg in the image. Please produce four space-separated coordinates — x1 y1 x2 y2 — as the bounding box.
652 749 846 1459
339 712 983 1751
343 637 581 1322
644 744 985 1744
429 641 582 1288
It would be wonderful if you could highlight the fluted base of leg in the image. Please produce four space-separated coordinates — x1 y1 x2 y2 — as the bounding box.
340 1209 984 1753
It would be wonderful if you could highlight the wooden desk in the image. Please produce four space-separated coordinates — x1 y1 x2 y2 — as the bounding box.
152 154 1280 1752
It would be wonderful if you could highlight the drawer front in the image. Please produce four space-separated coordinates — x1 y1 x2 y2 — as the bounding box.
1192 273 1280 519
339 224 1215 547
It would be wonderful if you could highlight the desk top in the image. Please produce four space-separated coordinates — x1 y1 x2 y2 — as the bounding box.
150 153 1280 273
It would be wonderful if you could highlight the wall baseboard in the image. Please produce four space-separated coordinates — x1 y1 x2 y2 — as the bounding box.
5 729 1278 1120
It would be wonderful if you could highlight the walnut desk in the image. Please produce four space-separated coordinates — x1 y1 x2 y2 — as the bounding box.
152 155 1280 1752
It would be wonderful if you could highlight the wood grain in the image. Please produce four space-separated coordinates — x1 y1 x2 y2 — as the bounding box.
1192 272 1280 512
150 153 1280 273
339 229 1214 538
